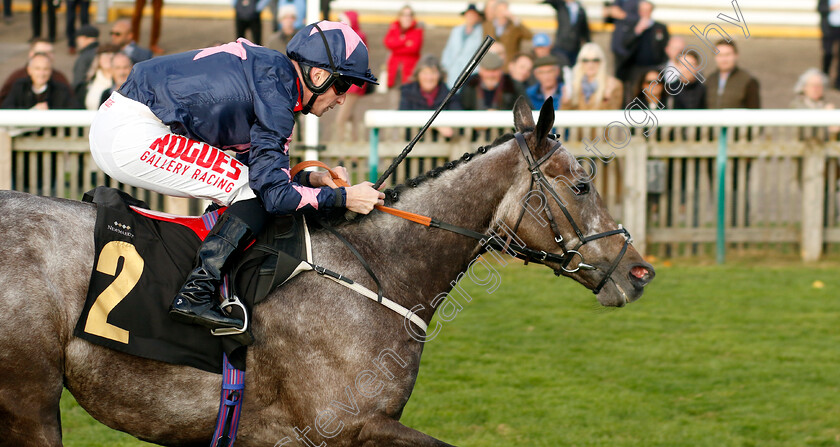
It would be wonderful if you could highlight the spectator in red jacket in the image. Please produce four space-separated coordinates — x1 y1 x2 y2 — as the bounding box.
384 5 424 89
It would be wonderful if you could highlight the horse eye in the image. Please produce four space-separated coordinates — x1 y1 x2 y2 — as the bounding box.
574 182 590 195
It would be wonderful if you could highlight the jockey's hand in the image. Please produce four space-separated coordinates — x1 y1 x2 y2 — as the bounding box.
311 167 349 188
346 182 385 214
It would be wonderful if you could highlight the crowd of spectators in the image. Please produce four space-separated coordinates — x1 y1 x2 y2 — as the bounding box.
383 0 768 115
10 0 839 120
1 19 142 111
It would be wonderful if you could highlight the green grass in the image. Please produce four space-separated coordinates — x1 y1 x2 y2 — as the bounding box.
61 260 840 446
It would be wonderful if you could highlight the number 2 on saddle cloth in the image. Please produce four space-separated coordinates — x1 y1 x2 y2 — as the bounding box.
75 182 309 374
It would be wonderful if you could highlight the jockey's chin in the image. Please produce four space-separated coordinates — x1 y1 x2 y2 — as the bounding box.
309 88 347 116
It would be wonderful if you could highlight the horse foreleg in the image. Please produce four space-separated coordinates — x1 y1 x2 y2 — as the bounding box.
357 417 456 447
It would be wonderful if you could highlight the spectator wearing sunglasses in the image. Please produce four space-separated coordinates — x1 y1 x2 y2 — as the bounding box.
109 18 153 64
87 23 384 339
561 42 623 110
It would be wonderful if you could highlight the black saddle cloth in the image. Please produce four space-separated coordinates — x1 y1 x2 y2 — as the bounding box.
73 186 310 373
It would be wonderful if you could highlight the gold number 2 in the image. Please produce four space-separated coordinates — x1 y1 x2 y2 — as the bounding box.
84 241 144 344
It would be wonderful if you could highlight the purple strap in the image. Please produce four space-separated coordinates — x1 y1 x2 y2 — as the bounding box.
210 353 245 447
203 210 245 447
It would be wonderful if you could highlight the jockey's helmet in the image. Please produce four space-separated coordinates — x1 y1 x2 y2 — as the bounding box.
286 21 378 96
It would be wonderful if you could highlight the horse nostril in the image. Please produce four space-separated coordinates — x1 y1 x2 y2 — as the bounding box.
629 265 653 286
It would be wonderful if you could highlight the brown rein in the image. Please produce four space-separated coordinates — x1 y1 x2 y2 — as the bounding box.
290 160 433 226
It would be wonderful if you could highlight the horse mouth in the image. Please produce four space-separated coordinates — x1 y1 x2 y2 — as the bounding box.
596 266 654 308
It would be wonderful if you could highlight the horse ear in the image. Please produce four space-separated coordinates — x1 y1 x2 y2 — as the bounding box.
513 96 534 133
534 98 555 144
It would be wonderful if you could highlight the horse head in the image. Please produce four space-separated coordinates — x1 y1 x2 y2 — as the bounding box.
494 97 655 306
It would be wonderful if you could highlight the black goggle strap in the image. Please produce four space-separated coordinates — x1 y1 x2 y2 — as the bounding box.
300 91 318 115
300 23 338 113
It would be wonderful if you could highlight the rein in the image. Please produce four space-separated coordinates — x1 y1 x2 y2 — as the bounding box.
291 134 632 296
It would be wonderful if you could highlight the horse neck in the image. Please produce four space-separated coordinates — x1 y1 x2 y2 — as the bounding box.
337 141 521 320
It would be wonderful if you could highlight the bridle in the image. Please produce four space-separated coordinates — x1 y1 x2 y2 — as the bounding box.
503 132 633 295
290 131 633 296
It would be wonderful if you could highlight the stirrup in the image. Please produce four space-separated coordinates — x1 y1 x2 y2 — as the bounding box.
211 294 249 337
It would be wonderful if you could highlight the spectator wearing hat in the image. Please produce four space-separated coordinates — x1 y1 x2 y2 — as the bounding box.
384 5 424 89
460 51 523 110
72 25 99 98
543 0 590 66
706 40 760 109
526 55 563 110
66 0 91 54
2 53 76 110
272 0 304 32
234 0 270 45
508 52 534 92
0 39 71 105
131 0 165 55
562 42 623 110
531 33 552 58
267 5 300 52
482 0 532 65
441 3 484 89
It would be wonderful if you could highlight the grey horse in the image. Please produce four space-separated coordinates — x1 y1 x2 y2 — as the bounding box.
0 98 654 446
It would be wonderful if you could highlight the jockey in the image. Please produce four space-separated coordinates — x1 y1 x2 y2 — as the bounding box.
88 21 383 339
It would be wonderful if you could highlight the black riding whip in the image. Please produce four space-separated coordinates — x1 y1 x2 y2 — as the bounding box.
372 35 495 190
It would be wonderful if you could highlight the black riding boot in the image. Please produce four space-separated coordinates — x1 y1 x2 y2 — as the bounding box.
169 212 253 330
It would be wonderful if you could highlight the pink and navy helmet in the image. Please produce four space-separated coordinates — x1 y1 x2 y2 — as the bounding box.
286 21 378 90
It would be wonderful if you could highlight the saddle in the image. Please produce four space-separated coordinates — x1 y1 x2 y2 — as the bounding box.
73 186 312 373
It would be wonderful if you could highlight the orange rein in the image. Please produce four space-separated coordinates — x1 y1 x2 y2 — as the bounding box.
290 161 432 227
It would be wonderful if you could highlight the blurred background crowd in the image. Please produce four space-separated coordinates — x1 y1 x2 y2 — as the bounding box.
0 0 837 139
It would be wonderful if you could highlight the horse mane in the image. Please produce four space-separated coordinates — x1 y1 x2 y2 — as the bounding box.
325 132 518 227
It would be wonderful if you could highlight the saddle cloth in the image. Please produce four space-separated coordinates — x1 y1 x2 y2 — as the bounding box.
73 186 312 373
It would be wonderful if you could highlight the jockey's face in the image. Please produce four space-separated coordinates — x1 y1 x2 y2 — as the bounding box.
306 66 347 116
